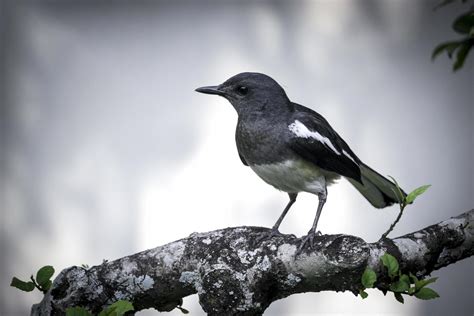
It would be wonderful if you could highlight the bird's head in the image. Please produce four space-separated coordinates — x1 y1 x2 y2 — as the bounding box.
195 72 290 117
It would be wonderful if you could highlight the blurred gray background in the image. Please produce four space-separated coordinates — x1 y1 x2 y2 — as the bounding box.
1 0 473 315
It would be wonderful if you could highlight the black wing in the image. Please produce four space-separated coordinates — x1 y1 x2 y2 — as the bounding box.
288 103 362 182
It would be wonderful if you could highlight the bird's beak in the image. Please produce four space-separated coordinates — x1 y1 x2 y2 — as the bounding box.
195 85 226 97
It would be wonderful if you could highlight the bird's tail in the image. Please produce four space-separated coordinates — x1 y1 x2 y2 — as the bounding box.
347 163 406 208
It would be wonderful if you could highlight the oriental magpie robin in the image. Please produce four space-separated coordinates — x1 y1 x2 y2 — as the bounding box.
196 72 406 251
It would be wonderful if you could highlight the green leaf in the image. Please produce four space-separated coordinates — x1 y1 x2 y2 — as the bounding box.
453 13 474 34
409 272 419 284
408 286 416 295
10 277 35 292
361 268 377 288
108 300 134 316
405 185 431 204
394 292 405 304
432 41 463 60
41 280 53 292
414 287 440 300
415 277 438 291
99 300 134 316
36 266 55 287
65 307 93 316
400 274 410 284
453 42 472 71
98 308 112 316
390 274 411 292
380 253 399 279
390 278 410 293
97 309 107 316
359 289 368 299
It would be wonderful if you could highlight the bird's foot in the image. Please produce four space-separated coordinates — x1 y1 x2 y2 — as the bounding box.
297 230 322 255
255 228 296 244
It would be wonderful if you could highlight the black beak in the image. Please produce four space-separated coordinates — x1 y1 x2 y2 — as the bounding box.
195 85 226 96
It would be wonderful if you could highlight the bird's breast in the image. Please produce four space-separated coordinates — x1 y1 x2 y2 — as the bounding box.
249 159 340 194
236 119 290 165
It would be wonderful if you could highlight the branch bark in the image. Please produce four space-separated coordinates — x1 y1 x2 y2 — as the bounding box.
31 209 474 315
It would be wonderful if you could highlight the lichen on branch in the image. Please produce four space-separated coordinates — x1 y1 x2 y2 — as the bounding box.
31 209 474 316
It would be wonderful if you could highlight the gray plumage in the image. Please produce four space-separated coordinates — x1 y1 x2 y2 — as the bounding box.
196 72 405 251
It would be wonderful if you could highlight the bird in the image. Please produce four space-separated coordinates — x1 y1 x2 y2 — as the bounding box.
195 72 406 251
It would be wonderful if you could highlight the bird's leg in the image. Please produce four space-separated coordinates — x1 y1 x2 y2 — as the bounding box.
256 193 298 243
271 193 297 234
298 188 327 253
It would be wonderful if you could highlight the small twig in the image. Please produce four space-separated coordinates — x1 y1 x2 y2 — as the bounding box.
381 178 408 240
381 203 406 239
29 276 45 294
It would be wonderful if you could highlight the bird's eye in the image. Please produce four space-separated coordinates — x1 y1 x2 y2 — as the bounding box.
237 86 248 95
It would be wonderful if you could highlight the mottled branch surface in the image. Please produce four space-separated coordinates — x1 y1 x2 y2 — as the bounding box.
32 209 473 315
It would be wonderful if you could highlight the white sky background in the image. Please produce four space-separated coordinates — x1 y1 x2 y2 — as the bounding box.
1 0 473 315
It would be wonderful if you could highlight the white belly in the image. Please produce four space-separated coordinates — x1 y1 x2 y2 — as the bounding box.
249 159 340 195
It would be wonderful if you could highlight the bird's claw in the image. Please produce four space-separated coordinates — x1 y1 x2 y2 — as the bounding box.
297 230 322 254
255 228 296 244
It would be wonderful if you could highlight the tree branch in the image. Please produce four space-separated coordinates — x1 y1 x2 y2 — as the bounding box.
31 209 474 315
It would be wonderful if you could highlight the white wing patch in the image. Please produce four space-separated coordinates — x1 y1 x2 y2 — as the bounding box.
288 120 341 155
343 150 357 164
